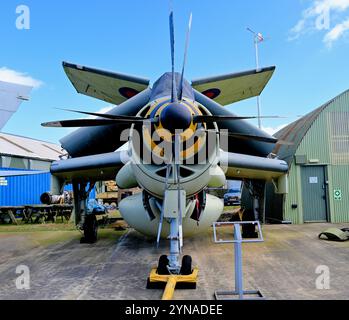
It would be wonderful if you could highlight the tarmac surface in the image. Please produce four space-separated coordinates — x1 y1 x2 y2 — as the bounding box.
0 223 348 300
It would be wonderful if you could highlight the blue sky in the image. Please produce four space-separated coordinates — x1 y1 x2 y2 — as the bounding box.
1 0 349 144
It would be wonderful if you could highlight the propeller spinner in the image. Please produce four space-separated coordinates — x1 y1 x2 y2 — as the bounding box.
160 102 192 132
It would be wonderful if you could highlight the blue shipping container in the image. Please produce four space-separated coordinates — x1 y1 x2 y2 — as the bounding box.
0 168 96 206
0 168 50 206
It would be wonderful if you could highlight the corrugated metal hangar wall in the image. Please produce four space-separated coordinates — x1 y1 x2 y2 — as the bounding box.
264 89 349 224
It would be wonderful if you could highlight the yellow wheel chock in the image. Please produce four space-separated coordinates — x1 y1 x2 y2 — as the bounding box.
147 267 199 300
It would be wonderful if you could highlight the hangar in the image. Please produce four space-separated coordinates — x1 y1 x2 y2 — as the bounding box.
265 89 349 224
0 132 65 206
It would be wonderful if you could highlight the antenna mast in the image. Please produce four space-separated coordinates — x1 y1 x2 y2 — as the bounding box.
247 27 266 129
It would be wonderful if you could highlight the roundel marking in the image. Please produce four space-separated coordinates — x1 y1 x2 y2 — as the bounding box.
202 88 221 99
119 87 140 99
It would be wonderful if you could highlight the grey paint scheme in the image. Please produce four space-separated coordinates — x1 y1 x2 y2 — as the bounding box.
50 151 129 182
150 72 194 101
49 149 287 183
60 75 275 158
192 66 276 86
194 89 275 157
55 73 287 183
59 88 151 158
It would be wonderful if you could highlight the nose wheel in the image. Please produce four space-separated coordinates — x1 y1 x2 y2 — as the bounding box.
154 254 193 277
180 255 193 275
156 255 170 275
147 254 197 294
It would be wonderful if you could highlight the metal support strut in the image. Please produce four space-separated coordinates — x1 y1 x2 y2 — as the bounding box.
167 134 184 273
213 221 265 300
168 218 180 270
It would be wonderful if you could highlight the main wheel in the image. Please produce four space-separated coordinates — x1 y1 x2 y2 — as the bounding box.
242 209 258 239
180 255 193 275
83 214 98 243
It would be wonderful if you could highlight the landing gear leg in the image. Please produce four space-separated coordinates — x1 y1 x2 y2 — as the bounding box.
147 192 197 295
168 218 180 272
72 180 97 244
242 180 266 238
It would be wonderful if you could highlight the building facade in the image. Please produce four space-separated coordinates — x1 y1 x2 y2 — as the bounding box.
266 89 349 224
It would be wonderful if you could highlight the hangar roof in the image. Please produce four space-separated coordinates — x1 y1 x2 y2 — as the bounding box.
273 89 349 165
0 132 64 161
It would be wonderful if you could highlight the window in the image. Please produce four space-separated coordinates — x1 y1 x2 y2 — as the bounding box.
29 159 51 170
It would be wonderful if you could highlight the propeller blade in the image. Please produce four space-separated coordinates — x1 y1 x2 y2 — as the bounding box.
205 129 278 144
42 118 152 128
178 13 193 101
225 132 278 143
56 108 151 122
193 115 285 123
169 10 178 102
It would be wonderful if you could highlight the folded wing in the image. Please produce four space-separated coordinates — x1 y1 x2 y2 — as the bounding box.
192 66 275 106
63 62 150 105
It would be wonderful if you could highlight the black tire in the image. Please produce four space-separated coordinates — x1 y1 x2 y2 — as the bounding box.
83 215 98 243
157 255 170 275
242 209 258 239
180 255 192 275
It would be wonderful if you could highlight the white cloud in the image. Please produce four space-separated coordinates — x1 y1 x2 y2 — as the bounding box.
323 17 349 46
289 0 349 46
289 20 306 40
0 67 43 88
262 124 288 136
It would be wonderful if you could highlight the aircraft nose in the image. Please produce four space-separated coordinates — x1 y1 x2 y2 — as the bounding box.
160 102 192 132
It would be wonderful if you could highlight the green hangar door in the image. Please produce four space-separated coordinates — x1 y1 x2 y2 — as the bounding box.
301 166 328 222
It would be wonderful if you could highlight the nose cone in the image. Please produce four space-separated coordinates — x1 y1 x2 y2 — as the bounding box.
160 102 192 132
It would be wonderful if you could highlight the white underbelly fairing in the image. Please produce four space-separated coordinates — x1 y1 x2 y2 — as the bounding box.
118 192 223 238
